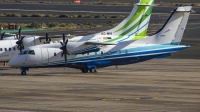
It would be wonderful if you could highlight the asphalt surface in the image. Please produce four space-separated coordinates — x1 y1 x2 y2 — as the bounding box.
0 3 199 15
0 59 200 112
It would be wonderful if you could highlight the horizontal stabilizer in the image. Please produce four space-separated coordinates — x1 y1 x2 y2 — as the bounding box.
39 35 70 40
176 6 192 12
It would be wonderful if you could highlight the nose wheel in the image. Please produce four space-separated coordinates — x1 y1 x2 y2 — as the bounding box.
21 71 27 75
20 67 29 75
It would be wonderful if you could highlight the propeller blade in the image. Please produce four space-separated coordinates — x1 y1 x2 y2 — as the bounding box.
0 32 5 40
63 33 65 43
17 45 20 50
61 51 64 57
60 42 64 46
16 33 18 40
19 45 22 52
46 33 48 43
18 28 21 40
66 49 70 55
65 39 68 46
64 51 67 65
20 36 25 41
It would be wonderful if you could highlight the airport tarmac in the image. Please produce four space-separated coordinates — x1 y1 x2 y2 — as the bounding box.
0 59 199 112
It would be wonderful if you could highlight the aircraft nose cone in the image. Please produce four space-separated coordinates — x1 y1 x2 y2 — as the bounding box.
8 59 15 67
8 56 22 67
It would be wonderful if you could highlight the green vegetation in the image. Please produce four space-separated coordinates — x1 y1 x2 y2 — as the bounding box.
0 13 126 18
0 21 118 30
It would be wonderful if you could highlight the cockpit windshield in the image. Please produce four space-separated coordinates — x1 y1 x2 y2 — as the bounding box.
19 50 28 55
19 50 35 55
28 50 35 55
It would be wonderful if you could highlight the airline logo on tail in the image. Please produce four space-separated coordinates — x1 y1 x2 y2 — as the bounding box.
105 0 155 43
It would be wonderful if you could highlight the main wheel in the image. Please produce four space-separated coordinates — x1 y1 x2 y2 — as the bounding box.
81 69 88 73
90 68 97 73
21 71 26 75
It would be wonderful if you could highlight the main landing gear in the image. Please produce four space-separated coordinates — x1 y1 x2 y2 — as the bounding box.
81 68 97 73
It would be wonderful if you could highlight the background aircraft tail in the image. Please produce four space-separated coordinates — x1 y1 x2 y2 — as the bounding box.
135 6 192 45
103 0 155 42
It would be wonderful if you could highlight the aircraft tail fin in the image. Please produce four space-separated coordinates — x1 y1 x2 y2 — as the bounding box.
135 6 192 45
155 6 191 45
103 0 155 42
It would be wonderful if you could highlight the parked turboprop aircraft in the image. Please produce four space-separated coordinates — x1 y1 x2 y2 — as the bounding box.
0 0 155 63
0 29 69 62
8 6 192 75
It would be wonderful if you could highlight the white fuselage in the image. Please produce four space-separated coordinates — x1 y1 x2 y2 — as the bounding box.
0 34 117 62
0 35 45 62
0 40 19 62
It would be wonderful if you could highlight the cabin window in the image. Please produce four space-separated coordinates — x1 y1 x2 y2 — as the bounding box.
19 50 28 55
28 50 35 55
0 48 2 51
13 47 16 51
54 53 56 56
119 50 121 54
109 51 111 54
4 48 7 51
95 52 97 55
9 48 11 51
87 53 89 55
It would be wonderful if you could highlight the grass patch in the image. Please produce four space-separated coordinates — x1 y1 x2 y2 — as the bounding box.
0 22 118 30
0 13 127 19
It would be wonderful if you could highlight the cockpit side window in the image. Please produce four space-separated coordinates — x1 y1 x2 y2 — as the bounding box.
0 48 2 51
28 50 35 55
4 48 7 51
19 50 28 55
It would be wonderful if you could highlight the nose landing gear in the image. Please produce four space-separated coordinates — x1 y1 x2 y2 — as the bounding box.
21 70 27 75
20 67 29 75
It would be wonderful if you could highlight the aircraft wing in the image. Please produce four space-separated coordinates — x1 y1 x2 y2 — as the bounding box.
4 33 16 36
39 35 63 39
84 41 117 45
